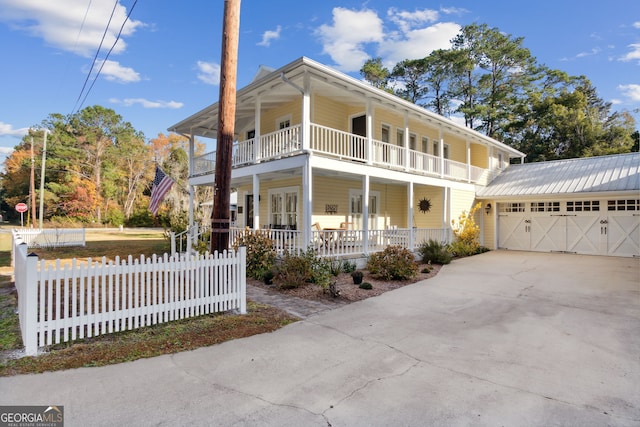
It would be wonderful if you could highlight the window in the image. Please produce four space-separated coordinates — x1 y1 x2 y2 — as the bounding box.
381 125 390 143
567 200 600 212
608 199 640 211
396 129 404 147
421 137 428 153
247 129 255 139
531 201 560 212
433 141 449 158
497 153 504 169
499 202 525 213
279 119 290 129
269 187 298 229
409 134 417 151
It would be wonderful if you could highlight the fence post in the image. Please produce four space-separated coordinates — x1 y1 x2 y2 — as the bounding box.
23 250 39 356
238 245 246 314
170 231 176 255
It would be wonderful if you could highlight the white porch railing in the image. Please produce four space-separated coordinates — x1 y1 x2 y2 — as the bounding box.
13 236 247 356
192 123 492 184
227 226 451 258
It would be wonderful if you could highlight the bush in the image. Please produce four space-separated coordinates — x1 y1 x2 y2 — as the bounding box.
366 245 418 281
232 229 276 280
351 271 364 284
274 248 331 291
450 203 482 256
418 239 452 265
342 260 357 274
359 282 373 290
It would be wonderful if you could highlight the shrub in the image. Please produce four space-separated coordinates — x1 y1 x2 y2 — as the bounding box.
359 282 373 290
366 245 418 281
263 270 275 285
232 229 276 280
418 239 452 265
450 203 482 256
274 248 331 291
342 260 357 274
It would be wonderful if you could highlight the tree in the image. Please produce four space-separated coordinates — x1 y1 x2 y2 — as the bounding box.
360 57 392 92
391 58 428 103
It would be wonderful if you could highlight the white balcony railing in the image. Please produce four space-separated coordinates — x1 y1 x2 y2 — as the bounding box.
192 122 491 184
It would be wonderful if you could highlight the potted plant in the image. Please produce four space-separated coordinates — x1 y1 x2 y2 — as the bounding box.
351 270 364 285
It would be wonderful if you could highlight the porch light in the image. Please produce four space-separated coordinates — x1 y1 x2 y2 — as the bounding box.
485 203 492 215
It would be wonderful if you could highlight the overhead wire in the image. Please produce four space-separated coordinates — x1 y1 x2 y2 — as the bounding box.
71 0 120 114
76 0 139 112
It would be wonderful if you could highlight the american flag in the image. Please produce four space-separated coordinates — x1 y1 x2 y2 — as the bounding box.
149 166 174 215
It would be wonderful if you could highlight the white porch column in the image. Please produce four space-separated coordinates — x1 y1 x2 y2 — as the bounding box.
362 174 370 255
366 99 373 165
252 174 260 230
254 97 261 162
302 162 313 246
443 187 450 239
407 182 414 250
439 125 445 178
302 71 311 152
188 133 195 229
404 111 410 171
466 139 471 183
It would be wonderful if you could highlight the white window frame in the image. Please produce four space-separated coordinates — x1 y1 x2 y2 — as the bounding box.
268 186 299 229
276 114 292 130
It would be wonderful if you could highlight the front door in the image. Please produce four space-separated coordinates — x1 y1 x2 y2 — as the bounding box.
351 115 366 159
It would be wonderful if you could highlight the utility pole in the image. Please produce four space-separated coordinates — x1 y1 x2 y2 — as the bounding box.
30 136 36 227
211 0 240 253
38 129 49 229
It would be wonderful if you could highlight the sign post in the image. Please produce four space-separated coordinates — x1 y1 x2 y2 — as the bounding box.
15 202 28 227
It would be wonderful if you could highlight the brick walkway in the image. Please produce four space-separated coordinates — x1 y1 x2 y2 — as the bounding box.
246 284 347 319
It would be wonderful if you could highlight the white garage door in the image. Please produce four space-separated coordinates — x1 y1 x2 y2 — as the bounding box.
498 199 639 257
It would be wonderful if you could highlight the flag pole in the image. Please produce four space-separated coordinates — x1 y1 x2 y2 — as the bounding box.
211 0 240 253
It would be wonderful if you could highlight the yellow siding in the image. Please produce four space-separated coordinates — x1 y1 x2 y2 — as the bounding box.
260 99 301 134
471 144 489 168
450 189 477 227
313 95 349 131
444 132 466 163
481 200 496 249
413 186 444 228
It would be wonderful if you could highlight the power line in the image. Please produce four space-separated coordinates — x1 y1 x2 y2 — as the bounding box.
71 0 119 114
76 0 140 112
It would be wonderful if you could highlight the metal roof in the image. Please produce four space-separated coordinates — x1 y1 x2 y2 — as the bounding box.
477 152 640 199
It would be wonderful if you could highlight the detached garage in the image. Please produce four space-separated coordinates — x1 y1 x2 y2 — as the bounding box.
478 152 639 257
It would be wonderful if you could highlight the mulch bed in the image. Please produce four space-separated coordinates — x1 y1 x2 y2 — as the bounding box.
248 263 442 304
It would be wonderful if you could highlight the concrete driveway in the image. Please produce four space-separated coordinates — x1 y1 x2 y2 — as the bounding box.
1 251 639 426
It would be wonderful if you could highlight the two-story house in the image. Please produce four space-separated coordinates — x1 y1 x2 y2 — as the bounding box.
169 56 527 258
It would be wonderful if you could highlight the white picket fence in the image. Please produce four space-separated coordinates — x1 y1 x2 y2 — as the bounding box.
13 228 86 248
13 238 246 356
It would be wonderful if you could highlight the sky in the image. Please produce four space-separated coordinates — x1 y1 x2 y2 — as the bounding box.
0 0 638 164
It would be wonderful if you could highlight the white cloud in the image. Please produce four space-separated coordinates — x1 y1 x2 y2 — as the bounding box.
618 84 640 102
314 7 460 72
97 60 140 83
315 8 384 72
633 21 640 29
197 61 221 85
258 25 282 47
620 43 640 63
0 146 15 155
576 47 601 58
0 122 29 137
439 7 469 15
387 8 439 33
110 98 183 109
0 0 144 57
380 22 460 65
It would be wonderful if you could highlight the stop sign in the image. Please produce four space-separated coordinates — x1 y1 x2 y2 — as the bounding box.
15 203 28 213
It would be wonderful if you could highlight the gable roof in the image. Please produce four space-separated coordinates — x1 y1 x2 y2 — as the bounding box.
477 152 640 199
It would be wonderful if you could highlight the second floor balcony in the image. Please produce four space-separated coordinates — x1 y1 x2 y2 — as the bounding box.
192 123 493 185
